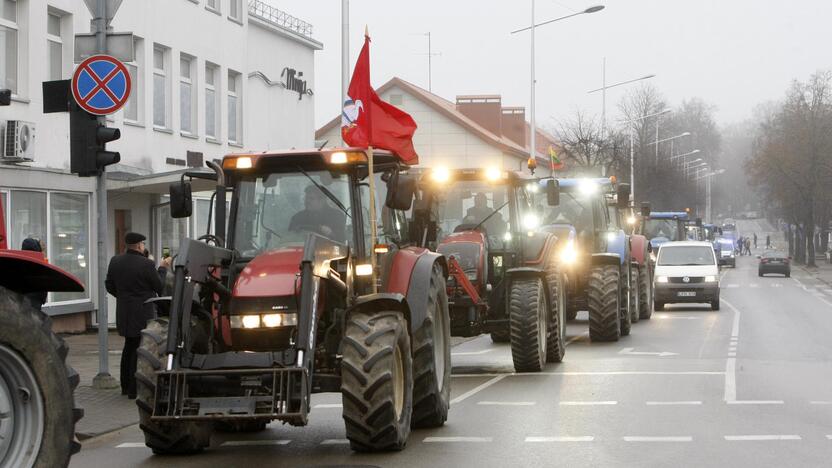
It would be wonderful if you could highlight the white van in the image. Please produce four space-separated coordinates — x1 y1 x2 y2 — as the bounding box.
653 241 720 311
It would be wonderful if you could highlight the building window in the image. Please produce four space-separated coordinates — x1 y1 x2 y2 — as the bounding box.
9 191 47 254
206 0 220 13
0 0 18 94
153 45 170 129
123 37 143 123
50 192 90 302
229 0 241 20
205 63 219 139
227 70 241 144
47 12 62 81
179 54 196 135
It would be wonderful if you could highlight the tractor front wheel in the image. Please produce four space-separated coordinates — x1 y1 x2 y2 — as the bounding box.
588 265 621 342
509 278 549 372
341 311 413 452
638 265 653 320
136 318 213 455
411 264 451 429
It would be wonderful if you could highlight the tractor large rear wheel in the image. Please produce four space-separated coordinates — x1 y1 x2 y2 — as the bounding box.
619 267 632 337
0 286 82 468
411 264 451 429
341 311 413 452
509 278 549 372
638 265 653 320
136 318 213 454
588 265 621 342
630 266 640 324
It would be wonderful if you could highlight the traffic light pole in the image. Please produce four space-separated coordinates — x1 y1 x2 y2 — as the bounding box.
91 0 118 390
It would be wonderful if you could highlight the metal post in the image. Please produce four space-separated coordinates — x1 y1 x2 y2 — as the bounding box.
529 0 536 166
427 32 432 92
629 124 635 199
600 57 606 140
341 0 350 144
367 146 378 293
92 0 117 389
706 174 712 223
655 115 660 165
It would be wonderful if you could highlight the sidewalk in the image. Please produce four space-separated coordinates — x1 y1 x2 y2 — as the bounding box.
797 258 832 286
64 331 138 440
64 331 476 440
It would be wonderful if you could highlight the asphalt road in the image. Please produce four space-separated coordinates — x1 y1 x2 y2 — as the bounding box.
71 219 832 467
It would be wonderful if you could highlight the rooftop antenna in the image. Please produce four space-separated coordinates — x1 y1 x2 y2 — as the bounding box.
415 32 441 92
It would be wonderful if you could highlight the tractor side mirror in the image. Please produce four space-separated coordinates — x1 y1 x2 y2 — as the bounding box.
385 173 416 210
546 179 559 206
169 181 193 218
617 183 631 209
640 201 650 217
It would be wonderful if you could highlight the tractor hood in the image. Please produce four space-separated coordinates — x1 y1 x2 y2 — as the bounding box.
232 248 303 298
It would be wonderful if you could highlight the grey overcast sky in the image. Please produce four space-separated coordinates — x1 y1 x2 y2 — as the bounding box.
274 0 831 130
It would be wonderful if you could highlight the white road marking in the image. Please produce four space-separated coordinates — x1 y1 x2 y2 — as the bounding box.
724 435 800 441
320 439 350 445
726 400 784 405
619 347 678 357
728 352 736 357
810 401 832 405
724 357 737 402
723 284 739 288
221 440 291 446
424 437 493 443
313 404 342 409
525 436 594 442
560 401 617 406
452 371 724 378
477 401 536 406
772 283 783 288
116 443 146 448
450 375 507 405
645 401 702 406
623 436 692 442
452 349 493 356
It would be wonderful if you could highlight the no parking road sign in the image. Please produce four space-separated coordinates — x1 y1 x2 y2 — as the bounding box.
71 54 131 116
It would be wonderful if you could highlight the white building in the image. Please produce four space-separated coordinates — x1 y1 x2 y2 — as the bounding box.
0 0 322 331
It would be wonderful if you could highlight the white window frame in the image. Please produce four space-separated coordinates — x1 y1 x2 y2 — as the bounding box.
179 53 197 136
123 36 144 124
205 62 220 141
153 44 171 130
47 190 92 305
0 0 20 95
206 0 220 14
227 70 241 145
46 11 62 81
228 0 241 21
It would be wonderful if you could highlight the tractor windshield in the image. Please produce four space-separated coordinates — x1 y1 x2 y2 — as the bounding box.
644 219 683 241
540 193 594 236
435 181 511 244
232 170 353 257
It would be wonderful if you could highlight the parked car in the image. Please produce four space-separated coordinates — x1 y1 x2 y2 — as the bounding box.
653 241 721 311
758 251 791 277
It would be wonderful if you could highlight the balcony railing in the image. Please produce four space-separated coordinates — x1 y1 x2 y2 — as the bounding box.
248 0 314 39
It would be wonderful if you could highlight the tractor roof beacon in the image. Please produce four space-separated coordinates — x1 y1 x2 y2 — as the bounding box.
137 148 452 454
414 167 568 371
537 177 638 341
0 188 85 467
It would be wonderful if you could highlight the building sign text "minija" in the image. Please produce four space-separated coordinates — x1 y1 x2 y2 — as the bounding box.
281 68 313 100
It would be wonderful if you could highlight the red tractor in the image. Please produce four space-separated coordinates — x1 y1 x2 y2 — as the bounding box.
0 194 84 467
412 167 567 371
137 148 451 453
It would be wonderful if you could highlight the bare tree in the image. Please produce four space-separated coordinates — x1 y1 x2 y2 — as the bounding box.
550 111 628 177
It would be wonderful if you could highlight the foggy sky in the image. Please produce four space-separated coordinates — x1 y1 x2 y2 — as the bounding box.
274 0 831 130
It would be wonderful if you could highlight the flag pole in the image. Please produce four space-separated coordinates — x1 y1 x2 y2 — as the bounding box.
368 145 378 293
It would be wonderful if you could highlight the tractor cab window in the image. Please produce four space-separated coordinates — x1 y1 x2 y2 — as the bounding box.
358 172 410 253
541 192 594 238
232 170 352 257
644 219 682 241
434 180 511 247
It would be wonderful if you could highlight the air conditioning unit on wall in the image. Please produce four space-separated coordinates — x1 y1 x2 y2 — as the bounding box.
2 120 36 162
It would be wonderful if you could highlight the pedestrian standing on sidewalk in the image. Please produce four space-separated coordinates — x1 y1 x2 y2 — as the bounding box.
744 237 752 256
766 235 771 248
105 232 171 399
754 233 758 249
737 236 744 255
21 238 47 311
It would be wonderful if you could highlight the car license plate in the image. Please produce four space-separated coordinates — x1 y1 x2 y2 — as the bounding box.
677 291 696 297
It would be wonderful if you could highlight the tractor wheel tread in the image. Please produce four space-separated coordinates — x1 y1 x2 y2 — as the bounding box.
588 265 621 342
509 278 548 372
638 265 653 320
544 257 566 363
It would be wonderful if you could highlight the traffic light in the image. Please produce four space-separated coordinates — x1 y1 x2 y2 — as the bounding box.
70 103 121 176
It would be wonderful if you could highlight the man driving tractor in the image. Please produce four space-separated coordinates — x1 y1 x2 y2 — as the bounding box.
288 185 347 242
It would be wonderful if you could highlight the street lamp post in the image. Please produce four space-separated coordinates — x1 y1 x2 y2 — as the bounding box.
512 4 604 171
698 169 725 222
622 108 670 200
588 70 655 139
648 131 691 164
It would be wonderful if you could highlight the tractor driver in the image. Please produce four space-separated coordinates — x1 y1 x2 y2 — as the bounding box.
463 192 506 235
289 185 347 242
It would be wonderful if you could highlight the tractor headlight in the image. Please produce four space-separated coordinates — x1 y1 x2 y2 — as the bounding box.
241 315 261 329
656 276 668 283
559 240 578 264
355 263 374 276
503 232 512 242
522 213 540 230
627 216 637 225
230 313 298 329
578 179 598 195
606 232 617 242
431 166 450 183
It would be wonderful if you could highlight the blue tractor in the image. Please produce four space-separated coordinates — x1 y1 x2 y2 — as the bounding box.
537 178 636 342
642 211 690 252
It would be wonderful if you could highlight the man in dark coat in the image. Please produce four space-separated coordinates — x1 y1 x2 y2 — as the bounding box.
105 232 169 398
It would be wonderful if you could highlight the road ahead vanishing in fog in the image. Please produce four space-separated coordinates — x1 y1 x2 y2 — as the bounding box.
71 220 832 467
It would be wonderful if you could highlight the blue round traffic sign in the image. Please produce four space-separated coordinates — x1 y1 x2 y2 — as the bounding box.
71 54 132 116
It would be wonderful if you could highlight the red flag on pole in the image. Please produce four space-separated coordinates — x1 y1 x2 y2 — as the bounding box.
341 33 419 165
